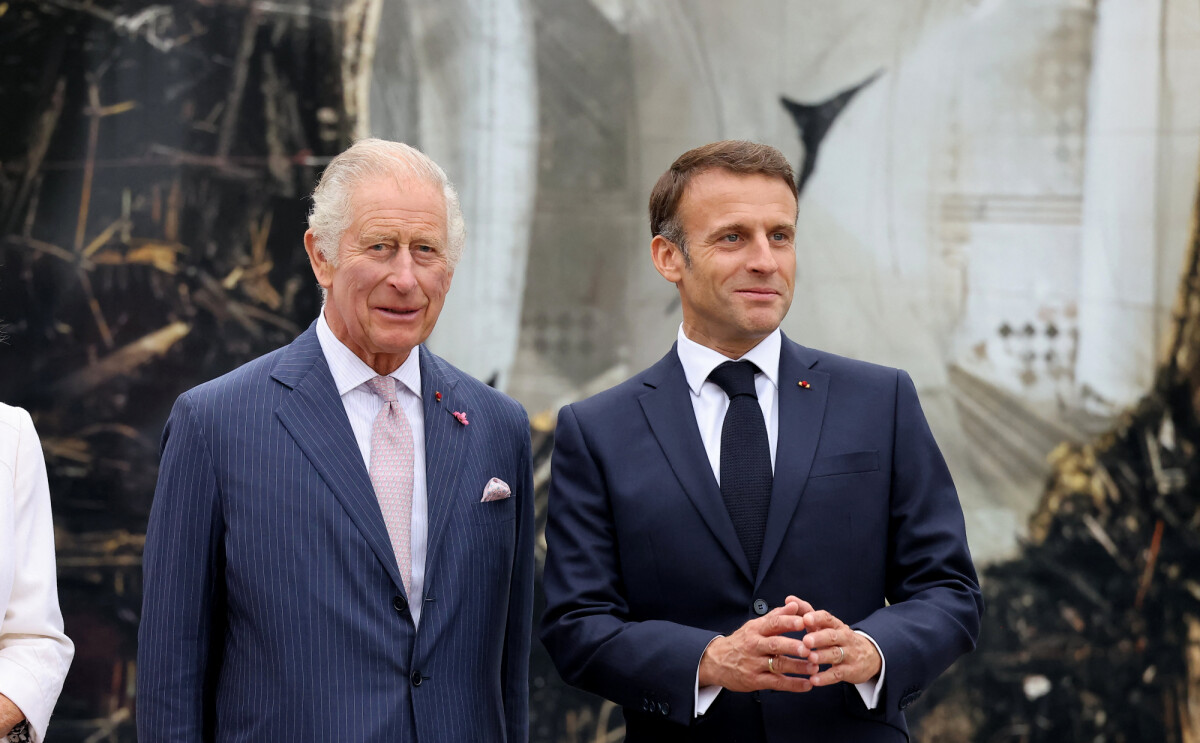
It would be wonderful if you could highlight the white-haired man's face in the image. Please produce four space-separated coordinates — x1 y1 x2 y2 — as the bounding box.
304 174 454 374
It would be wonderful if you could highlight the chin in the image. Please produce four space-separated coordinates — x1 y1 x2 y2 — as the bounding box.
369 337 419 355
741 315 784 336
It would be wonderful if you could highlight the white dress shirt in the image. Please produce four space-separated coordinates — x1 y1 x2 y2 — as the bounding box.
674 325 885 716
0 403 74 743
316 314 430 627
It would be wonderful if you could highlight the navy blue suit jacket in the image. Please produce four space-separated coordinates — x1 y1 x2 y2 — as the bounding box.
541 336 982 742
138 324 535 742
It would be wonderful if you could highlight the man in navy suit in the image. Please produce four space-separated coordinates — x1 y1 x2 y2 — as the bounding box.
541 140 983 742
138 139 534 742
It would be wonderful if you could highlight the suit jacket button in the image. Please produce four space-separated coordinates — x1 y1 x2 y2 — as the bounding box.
393 596 408 613
752 599 769 616
411 671 423 687
659 702 670 716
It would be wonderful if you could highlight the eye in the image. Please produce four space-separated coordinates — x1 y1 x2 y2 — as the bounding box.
415 244 434 253
722 234 740 243
368 243 388 252
772 232 788 242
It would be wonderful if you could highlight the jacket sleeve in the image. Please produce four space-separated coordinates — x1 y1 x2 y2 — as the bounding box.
137 393 226 742
852 370 984 713
0 410 74 742
540 404 719 727
502 410 535 742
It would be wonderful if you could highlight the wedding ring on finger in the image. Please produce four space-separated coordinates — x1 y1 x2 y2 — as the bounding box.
836 646 845 664
768 655 780 674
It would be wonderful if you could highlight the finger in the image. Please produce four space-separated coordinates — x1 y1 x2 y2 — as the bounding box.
769 601 802 617
756 612 807 638
802 609 843 631
809 664 846 687
756 635 808 659
802 627 843 652
783 595 815 615
761 671 815 694
769 654 820 677
808 642 845 666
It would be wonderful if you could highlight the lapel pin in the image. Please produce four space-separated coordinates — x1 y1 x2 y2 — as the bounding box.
798 380 811 389
452 410 470 426
435 391 442 402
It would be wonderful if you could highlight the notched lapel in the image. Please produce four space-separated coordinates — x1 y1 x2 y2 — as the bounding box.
272 332 407 597
639 350 754 583
756 339 829 582
419 347 469 581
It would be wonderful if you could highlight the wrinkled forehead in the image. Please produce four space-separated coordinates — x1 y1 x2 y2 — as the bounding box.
347 173 448 230
678 169 799 224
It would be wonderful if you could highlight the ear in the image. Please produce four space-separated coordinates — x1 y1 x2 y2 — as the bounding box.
651 234 685 284
304 229 335 290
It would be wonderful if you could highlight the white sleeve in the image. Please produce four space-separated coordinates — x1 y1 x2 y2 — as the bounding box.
0 411 74 742
852 630 885 710
694 636 723 717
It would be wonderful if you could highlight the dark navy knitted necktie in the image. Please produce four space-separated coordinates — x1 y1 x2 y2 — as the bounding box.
708 360 772 576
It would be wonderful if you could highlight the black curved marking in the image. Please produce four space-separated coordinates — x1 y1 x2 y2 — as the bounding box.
781 71 882 197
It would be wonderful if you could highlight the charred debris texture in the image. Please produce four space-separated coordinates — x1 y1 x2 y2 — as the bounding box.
913 176 1200 740
0 1 371 737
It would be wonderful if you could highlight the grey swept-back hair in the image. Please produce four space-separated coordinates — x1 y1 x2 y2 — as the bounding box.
307 138 467 269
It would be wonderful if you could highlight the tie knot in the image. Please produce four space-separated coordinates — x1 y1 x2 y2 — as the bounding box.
366 375 399 403
708 360 760 399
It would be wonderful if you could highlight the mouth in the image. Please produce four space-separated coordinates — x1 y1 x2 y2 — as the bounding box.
373 306 423 320
734 288 781 298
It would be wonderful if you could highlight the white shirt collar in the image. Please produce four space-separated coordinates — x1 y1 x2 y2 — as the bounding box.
315 311 422 398
675 324 781 396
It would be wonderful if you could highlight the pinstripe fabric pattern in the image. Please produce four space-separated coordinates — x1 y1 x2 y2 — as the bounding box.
315 314 432 626
138 323 535 742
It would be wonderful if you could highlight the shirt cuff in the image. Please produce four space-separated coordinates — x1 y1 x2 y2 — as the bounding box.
0 657 50 743
694 636 723 717
852 630 886 710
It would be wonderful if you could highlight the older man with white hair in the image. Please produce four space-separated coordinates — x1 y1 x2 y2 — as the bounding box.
138 139 535 742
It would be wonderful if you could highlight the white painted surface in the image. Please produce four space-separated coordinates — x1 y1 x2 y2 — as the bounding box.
371 0 540 391
1075 0 1164 412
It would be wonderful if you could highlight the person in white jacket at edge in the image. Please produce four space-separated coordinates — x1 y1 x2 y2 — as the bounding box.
0 402 74 742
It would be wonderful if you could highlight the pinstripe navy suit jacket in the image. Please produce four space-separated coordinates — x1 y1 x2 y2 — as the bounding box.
137 323 534 742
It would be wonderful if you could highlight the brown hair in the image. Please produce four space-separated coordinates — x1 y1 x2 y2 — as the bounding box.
648 140 797 261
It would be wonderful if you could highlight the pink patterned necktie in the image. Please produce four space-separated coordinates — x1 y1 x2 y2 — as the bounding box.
366 375 415 594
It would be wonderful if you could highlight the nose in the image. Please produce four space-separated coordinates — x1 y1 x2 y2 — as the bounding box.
745 233 779 274
386 249 419 293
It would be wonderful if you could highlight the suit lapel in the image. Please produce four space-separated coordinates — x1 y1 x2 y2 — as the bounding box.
271 325 407 596
639 347 754 583
757 336 829 582
418 346 468 580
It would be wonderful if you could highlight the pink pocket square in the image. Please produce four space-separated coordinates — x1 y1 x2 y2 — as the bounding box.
481 477 512 502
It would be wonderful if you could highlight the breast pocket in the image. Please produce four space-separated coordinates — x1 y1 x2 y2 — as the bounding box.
809 450 879 478
470 491 517 524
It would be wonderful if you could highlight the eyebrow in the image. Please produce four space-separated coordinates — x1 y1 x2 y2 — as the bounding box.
356 232 445 247
707 222 748 239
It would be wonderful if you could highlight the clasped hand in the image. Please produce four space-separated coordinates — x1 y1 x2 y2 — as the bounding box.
697 595 882 693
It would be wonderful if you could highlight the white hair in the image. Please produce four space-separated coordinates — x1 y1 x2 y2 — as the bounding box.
307 138 467 268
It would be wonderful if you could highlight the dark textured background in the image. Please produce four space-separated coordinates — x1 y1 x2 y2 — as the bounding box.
3 1 1198 741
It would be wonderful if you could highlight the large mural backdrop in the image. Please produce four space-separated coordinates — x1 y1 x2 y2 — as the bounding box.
2 0 1198 740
